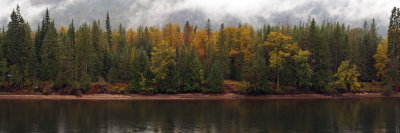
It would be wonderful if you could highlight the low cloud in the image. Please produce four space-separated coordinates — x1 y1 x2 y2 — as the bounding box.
0 0 398 35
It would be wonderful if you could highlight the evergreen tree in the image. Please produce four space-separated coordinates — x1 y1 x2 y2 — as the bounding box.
4 5 33 86
130 48 151 93
91 20 104 79
34 8 51 64
104 12 112 81
40 21 59 81
54 31 72 90
248 48 269 94
292 49 312 90
385 7 400 93
105 11 112 51
205 19 212 37
183 46 204 92
75 23 96 82
205 60 224 93
216 23 230 78
330 23 347 73
310 19 332 92
0 58 8 82
184 20 193 45
115 23 130 82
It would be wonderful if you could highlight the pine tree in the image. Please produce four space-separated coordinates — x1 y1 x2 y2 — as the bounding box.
183 46 204 92
364 19 379 81
75 23 96 83
105 11 112 51
130 48 151 93
310 19 332 92
205 60 223 93
34 8 51 63
248 48 269 94
0 58 8 82
384 7 400 93
54 31 72 90
216 23 230 78
91 20 104 79
205 19 212 37
40 21 59 81
183 20 193 45
115 23 130 82
292 49 312 90
4 5 33 86
330 22 347 73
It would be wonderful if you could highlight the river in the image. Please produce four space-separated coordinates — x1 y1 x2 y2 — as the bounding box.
0 98 399 132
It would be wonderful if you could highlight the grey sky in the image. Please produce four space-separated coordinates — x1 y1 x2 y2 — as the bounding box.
0 0 399 35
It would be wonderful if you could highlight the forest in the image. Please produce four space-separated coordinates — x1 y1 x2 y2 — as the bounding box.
0 5 399 95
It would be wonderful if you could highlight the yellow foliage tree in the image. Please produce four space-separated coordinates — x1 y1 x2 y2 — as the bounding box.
126 28 135 48
151 27 162 47
332 60 361 93
193 29 208 61
373 40 390 80
150 41 178 93
264 32 296 89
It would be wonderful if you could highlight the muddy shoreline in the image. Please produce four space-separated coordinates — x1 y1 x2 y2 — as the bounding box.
0 92 399 100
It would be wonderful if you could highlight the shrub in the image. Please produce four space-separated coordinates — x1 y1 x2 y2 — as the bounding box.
139 87 155 95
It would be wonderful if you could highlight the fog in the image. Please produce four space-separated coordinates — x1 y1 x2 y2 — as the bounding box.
0 0 399 35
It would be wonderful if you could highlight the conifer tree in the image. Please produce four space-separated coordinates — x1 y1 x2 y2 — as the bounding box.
41 21 59 81
310 19 332 92
248 48 269 94
183 46 204 92
205 60 223 93
130 48 151 93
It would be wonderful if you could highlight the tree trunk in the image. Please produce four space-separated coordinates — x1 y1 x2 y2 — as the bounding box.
276 66 280 89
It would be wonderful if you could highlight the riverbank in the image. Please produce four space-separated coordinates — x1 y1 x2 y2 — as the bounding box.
0 92 399 100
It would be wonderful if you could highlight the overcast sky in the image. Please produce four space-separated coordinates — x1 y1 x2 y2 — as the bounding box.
0 0 399 35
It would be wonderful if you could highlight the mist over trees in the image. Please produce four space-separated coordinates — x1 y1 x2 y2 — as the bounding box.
0 5 399 95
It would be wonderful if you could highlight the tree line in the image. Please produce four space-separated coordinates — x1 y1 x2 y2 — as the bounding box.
0 5 399 95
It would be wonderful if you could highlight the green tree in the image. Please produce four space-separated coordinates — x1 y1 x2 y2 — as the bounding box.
0 58 8 82
183 46 204 92
310 19 332 92
75 23 96 82
91 20 104 80
205 18 212 37
34 8 51 64
248 48 270 94
3 5 34 86
40 21 59 81
216 23 230 78
150 41 178 93
205 60 223 93
54 31 72 90
183 20 193 45
105 11 112 51
384 7 400 93
292 49 312 90
130 48 151 93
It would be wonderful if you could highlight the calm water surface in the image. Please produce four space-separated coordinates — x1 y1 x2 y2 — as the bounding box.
0 98 399 133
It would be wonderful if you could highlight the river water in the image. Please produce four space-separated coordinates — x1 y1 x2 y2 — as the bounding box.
0 98 399 133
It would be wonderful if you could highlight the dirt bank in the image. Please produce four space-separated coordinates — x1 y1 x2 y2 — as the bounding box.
0 92 399 100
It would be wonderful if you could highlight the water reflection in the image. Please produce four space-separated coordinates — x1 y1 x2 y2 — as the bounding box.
0 98 399 132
